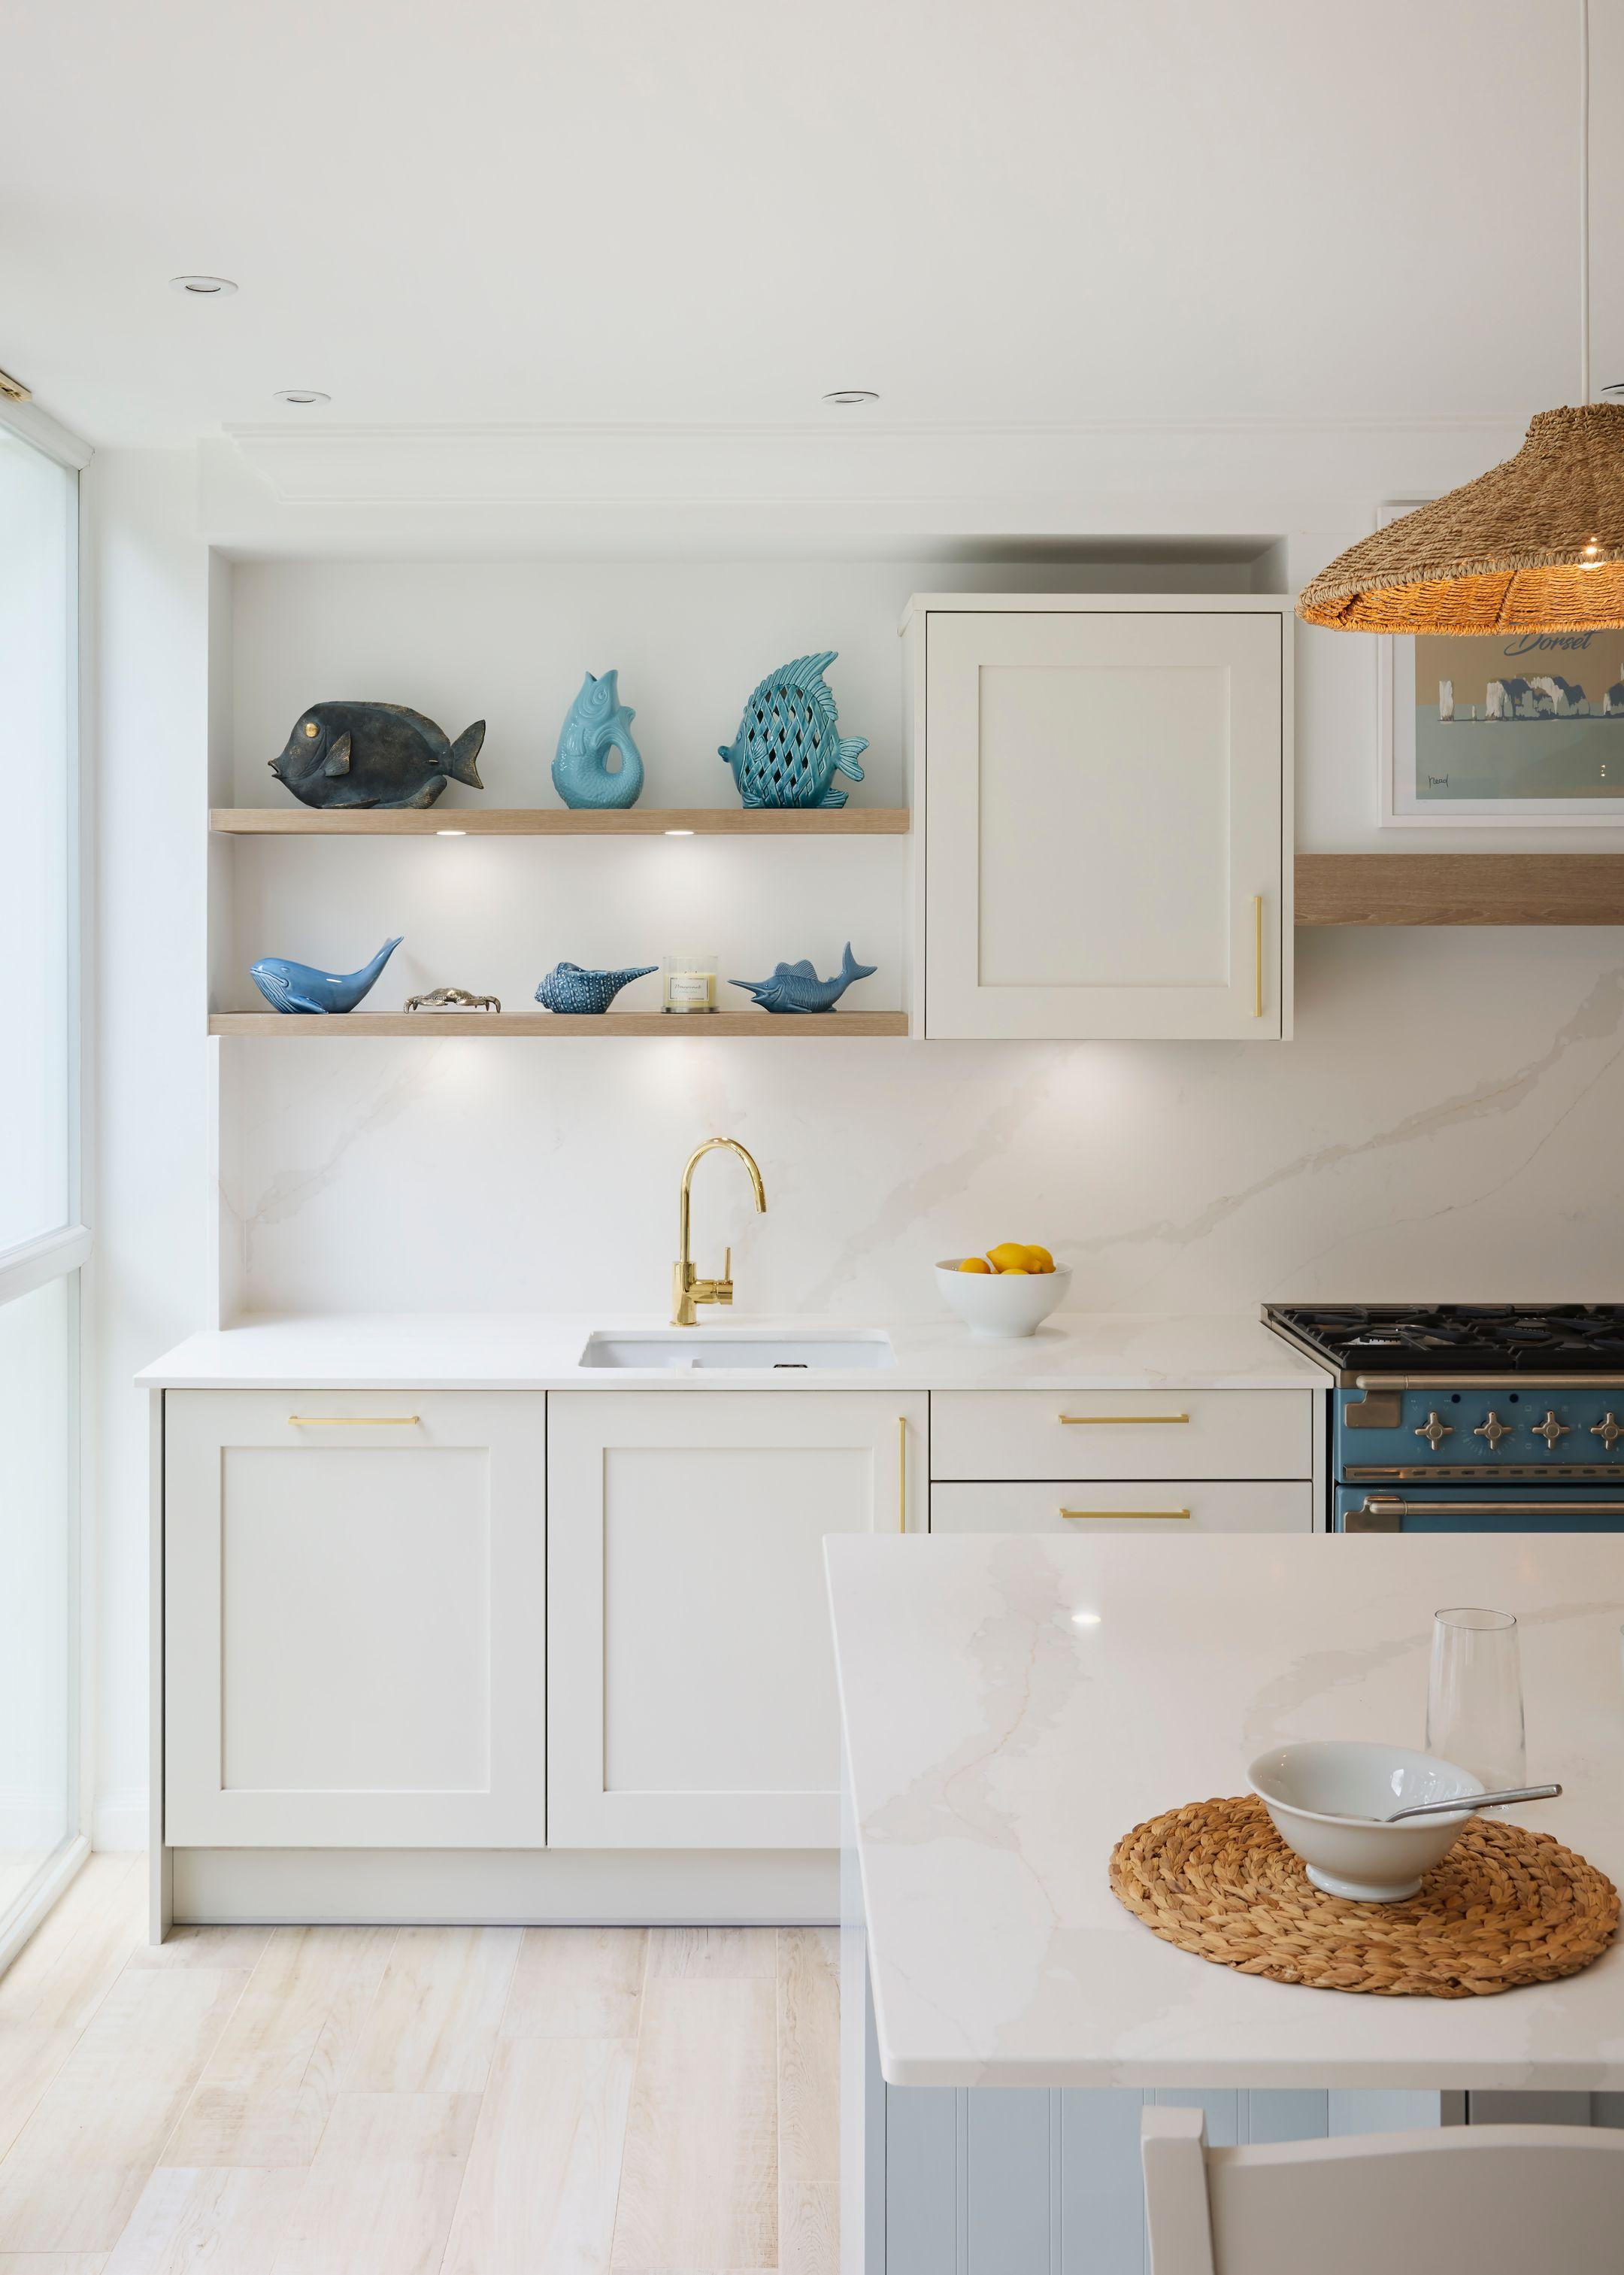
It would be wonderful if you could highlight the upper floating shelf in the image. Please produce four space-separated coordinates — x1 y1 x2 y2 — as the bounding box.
211 806 910 838
1295 854 1624 926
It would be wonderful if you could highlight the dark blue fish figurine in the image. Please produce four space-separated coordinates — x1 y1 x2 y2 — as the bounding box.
269 702 486 810
250 937 403 1015
729 942 876 1014
718 651 868 808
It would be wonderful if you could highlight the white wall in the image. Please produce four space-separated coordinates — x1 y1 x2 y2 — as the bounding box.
83 449 213 1846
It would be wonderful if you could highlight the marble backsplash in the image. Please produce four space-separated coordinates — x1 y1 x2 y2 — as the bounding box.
220 924 1624 1319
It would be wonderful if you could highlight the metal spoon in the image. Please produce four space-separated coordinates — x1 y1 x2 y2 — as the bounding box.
1383 1782 1561 1823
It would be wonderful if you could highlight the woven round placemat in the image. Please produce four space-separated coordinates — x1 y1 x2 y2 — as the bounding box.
1109 1795 1619 1997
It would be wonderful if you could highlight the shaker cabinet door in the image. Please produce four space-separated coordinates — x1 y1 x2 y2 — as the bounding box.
922 605 1288 1039
547 1391 928 1849
165 1389 547 1847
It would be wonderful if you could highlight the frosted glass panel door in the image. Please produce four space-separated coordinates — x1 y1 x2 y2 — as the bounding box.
923 607 1286 1039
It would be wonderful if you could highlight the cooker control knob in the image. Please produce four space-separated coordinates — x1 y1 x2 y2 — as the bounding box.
1590 1412 1622 1451
1474 1409 1513 1450
1413 1409 1453 1450
1532 1410 1571 1449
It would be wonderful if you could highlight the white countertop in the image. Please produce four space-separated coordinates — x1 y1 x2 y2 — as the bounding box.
135 1309 1329 1391
828 1532 1624 2091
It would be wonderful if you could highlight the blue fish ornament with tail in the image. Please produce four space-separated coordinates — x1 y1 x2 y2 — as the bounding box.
250 937 403 1015
729 942 876 1014
718 651 868 808
552 670 645 809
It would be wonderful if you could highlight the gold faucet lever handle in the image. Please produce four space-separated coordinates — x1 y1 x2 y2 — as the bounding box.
714 1246 734 1304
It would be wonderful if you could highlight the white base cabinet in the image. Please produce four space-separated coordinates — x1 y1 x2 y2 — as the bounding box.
164 1389 547 1848
547 1391 927 1850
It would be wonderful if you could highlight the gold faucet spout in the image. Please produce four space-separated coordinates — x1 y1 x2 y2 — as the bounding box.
673 1138 768 1326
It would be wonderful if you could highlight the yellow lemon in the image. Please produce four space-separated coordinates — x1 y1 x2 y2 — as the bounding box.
956 1255 992 1274
1024 1244 1055 1274
986 1241 1029 1272
998 1264 1031 1275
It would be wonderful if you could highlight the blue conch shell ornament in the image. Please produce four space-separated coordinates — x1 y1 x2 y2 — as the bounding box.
729 942 875 1014
552 670 644 809
535 960 657 1015
250 937 402 1015
718 651 868 808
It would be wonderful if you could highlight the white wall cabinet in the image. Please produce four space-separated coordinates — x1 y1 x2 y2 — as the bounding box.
164 1389 547 1847
907 596 1291 1040
547 1391 928 1850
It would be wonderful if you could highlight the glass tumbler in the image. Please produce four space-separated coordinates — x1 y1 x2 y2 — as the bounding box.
1426 1606 1526 1793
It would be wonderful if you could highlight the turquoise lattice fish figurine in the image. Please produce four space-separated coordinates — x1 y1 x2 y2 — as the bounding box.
718 651 868 808
552 670 644 809
535 960 657 1015
729 942 875 1014
250 937 402 1015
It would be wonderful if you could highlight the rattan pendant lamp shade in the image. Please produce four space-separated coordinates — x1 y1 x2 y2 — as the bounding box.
1296 403 1624 634
1298 0 1622 637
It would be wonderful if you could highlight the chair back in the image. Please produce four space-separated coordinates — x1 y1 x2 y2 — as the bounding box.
1141 2105 1624 2275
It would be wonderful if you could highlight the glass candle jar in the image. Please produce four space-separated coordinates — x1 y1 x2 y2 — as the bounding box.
662 951 718 1014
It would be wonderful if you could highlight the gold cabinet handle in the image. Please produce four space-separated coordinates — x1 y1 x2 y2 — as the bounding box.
1253 893 1264 1018
287 1415 420 1426
1059 1413 1189 1425
1061 1507 1192 1521
898 1415 907 1533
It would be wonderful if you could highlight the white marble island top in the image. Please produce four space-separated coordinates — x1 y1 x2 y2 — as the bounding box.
828 1533 1624 2091
136 1309 1326 1391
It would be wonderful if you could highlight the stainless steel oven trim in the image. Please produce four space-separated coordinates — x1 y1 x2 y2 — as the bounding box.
1353 1373 1624 1391
1353 1493 1624 1528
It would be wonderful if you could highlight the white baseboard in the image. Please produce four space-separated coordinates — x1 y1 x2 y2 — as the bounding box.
172 1845 838 1925
92 1789 149 1852
0 1834 90 1977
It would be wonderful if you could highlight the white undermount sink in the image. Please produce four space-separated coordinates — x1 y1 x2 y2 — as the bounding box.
579 1330 896 1370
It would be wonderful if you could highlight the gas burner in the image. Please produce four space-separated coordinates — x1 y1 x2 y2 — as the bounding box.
1265 1302 1624 1376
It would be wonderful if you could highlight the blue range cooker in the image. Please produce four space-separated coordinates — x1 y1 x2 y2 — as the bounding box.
1262 1304 1624 1532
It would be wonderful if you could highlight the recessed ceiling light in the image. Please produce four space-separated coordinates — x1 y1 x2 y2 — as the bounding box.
823 389 878 407
170 275 237 296
664 828 695 837
273 389 331 407
435 827 467 837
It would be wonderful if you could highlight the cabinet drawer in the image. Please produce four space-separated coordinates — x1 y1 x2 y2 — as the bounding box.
930 1390 1312 1480
931 1480 1315 1535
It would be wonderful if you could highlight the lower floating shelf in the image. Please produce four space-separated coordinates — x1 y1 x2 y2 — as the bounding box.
209 1010 911 1038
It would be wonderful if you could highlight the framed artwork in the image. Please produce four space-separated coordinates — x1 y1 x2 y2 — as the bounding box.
1378 502 1624 826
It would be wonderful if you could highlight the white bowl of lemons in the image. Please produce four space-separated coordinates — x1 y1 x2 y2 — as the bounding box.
935 1245 1070 1339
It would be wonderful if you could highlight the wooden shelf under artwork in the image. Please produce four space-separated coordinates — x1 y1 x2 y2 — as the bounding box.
209 1010 911 1038
210 806 910 837
1295 854 1624 927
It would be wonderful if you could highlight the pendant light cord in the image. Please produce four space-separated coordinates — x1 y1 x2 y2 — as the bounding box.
1580 0 1592 404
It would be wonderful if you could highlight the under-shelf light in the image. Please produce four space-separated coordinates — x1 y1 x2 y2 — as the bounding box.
665 828 695 837
436 827 467 837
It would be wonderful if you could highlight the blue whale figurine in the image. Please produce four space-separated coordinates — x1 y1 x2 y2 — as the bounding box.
552 670 644 809
729 942 876 1013
250 937 403 1015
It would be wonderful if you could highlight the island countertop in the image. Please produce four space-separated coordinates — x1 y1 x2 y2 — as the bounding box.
827 1532 1624 2091
135 1309 1328 1391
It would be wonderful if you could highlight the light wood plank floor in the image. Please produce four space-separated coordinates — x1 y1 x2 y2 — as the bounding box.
0 1858 840 2273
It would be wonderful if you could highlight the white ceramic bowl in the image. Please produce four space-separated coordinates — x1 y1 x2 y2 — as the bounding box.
1248 1740 1483 1903
935 1260 1071 1339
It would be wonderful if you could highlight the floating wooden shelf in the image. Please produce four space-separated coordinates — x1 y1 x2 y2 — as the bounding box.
210 1010 911 1038
211 806 910 837
1295 854 1624 927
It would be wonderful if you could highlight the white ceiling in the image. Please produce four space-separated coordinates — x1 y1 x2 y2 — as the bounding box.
2 0 1618 447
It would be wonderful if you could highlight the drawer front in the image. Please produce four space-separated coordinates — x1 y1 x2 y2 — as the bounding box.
931 1479 1316 1535
930 1389 1311 1481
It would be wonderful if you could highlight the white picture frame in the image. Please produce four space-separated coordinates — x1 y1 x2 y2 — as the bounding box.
1378 500 1624 827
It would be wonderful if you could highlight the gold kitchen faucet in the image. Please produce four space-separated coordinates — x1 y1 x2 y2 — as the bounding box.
672 1138 767 1326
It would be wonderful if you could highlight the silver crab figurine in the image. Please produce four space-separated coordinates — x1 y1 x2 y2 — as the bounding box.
402 986 501 1014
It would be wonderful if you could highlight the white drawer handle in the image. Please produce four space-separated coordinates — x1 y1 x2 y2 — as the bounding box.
287 1415 420 1427
1059 1413 1189 1426
1060 1506 1191 1521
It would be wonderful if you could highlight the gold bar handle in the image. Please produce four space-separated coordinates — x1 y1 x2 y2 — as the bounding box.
1059 1413 1189 1425
898 1415 907 1533
1252 893 1264 1018
287 1415 420 1426
1061 1507 1192 1521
